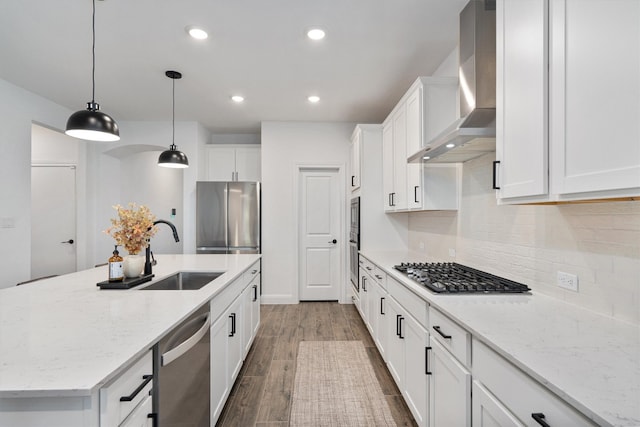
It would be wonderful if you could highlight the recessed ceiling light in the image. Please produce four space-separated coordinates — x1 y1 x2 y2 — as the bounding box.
308 95 320 103
186 26 208 40
423 156 431 160
307 28 326 40
231 95 244 103
446 143 455 148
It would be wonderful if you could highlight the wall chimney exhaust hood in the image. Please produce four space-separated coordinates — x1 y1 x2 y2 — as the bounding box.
408 0 496 164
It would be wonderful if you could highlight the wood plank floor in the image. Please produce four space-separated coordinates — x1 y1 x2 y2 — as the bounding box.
216 302 417 426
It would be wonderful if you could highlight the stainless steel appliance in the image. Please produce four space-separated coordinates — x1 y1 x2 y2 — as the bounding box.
394 262 530 294
155 303 210 426
196 181 261 254
349 197 360 290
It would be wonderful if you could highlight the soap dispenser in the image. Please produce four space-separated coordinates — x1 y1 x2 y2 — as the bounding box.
108 245 124 282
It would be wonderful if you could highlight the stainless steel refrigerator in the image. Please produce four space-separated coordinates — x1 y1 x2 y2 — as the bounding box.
196 181 261 254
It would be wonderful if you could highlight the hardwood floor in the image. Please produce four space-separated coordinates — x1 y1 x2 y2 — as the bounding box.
216 302 417 426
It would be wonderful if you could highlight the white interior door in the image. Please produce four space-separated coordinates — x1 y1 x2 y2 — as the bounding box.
299 168 341 301
31 165 77 279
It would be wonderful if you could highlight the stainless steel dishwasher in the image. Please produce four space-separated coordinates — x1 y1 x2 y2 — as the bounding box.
154 303 210 426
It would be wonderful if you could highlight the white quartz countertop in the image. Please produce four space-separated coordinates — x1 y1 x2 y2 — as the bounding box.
361 250 640 427
0 254 260 398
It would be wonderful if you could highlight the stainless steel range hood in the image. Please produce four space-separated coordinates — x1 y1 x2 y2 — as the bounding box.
408 0 496 163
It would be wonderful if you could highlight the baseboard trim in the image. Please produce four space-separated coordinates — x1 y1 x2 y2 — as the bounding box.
261 295 299 304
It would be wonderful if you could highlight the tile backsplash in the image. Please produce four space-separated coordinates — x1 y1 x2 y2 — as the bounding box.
409 154 640 324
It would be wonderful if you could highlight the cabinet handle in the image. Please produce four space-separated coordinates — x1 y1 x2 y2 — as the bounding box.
391 192 396 206
351 175 355 187
380 297 385 315
414 186 419 203
492 160 500 190
375 274 383 280
433 325 452 339
396 315 402 337
148 413 158 427
251 269 258 274
229 313 236 337
398 316 405 339
366 266 372 271
425 346 432 375
119 374 153 402
388 193 393 207
532 413 551 427
252 284 258 302
362 276 367 292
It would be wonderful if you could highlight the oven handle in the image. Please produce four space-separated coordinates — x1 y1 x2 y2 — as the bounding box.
161 312 210 366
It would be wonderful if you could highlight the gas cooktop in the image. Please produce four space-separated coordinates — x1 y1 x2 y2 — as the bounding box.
393 262 531 294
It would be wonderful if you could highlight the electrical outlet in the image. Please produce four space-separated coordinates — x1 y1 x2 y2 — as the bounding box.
448 248 456 257
557 271 579 292
419 242 425 250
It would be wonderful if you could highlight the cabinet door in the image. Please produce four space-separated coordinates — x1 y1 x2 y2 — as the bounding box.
392 107 408 210
496 0 549 200
119 394 153 427
235 146 261 181
350 129 362 191
472 381 524 427
228 297 244 382
550 0 640 196
242 284 254 358
406 86 423 210
402 314 429 427
372 282 387 359
384 297 404 385
359 272 370 330
429 337 471 427
210 311 230 423
250 279 260 338
382 122 395 212
207 147 237 181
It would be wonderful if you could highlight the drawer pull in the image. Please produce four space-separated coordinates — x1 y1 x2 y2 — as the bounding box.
119 374 153 402
380 297 385 315
492 160 501 190
252 284 258 301
251 269 258 274
375 274 383 280
396 315 402 337
425 346 432 375
433 325 452 339
229 313 236 337
366 266 372 271
148 413 158 427
398 316 405 339
532 413 551 427
362 276 367 292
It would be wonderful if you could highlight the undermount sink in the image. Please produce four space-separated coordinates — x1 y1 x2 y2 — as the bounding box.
139 271 222 291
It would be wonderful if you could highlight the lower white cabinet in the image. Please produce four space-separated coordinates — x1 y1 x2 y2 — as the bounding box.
242 274 261 357
472 381 524 427
120 393 153 427
210 295 243 424
428 337 471 427
369 279 388 360
384 296 429 427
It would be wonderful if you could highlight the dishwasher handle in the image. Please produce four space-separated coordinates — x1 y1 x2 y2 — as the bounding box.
161 312 210 366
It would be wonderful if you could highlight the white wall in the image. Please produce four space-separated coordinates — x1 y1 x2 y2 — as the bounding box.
261 121 353 303
408 153 640 324
0 79 73 288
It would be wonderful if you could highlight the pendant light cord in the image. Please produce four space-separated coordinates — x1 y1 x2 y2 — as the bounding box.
91 0 96 104
172 77 176 149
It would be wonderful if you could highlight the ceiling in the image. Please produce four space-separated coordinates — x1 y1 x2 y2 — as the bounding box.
0 0 467 134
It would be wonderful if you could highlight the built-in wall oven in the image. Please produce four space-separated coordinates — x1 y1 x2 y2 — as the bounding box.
349 197 360 290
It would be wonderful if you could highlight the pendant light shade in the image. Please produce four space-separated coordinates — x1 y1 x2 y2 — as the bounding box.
158 70 189 168
65 0 119 142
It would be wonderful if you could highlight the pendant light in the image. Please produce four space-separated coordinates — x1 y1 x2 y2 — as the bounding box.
158 71 189 168
65 0 120 142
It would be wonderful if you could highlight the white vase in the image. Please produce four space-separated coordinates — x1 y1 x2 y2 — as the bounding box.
123 253 145 278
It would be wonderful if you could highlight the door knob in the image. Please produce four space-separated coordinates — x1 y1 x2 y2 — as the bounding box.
61 239 74 244
328 239 337 244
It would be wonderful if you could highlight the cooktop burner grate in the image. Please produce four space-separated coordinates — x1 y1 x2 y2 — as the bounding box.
393 262 530 294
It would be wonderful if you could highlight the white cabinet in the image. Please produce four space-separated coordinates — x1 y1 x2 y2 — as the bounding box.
120 393 153 427
496 0 640 203
428 337 471 427
242 265 261 358
472 381 524 427
210 295 243 424
473 339 597 426
383 77 460 212
205 145 261 181
350 127 362 191
358 267 371 330
369 278 388 360
100 351 154 427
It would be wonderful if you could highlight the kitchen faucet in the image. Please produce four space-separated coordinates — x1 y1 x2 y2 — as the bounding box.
144 219 180 275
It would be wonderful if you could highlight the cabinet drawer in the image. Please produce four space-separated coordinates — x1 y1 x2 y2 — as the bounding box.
210 276 245 322
387 276 427 328
243 261 260 283
372 266 386 288
429 307 470 367
120 393 153 427
360 257 375 275
473 339 596 426
100 351 153 426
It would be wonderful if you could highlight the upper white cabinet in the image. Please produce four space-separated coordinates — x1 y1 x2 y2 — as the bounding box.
350 128 362 192
382 77 460 212
496 0 640 203
205 145 261 182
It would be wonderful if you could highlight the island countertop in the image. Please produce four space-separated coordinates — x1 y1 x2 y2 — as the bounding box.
0 254 260 398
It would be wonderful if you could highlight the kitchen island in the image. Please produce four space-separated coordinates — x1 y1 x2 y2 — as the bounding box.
0 254 260 426
358 250 640 427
